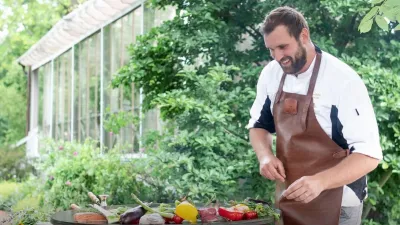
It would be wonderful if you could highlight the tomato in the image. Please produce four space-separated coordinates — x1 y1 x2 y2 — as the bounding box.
172 215 184 224
164 215 184 224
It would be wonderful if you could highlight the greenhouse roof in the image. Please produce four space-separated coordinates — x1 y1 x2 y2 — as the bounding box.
17 0 143 70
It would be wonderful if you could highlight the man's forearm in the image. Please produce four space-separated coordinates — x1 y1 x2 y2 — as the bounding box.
249 128 274 162
315 153 380 190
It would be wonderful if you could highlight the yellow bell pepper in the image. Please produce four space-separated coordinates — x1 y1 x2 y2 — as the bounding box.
175 201 198 224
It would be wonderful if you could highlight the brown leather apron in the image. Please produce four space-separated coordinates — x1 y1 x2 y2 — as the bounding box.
273 52 349 225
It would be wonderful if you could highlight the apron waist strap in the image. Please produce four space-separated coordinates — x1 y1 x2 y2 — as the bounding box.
332 149 350 158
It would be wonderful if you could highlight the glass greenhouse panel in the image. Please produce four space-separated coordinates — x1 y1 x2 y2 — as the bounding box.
74 32 101 143
103 6 142 152
38 62 52 137
52 50 72 141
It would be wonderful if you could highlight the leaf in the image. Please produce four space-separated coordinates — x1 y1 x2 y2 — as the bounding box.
364 6 380 21
382 161 389 169
384 0 400 7
358 6 379 33
371 0 384 5
369 198 377 206
375 15 389 31
379 4 398 21
359 19 374 33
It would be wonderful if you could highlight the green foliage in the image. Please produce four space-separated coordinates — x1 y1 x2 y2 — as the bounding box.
34 140 153 210
344 56 400 224
0 181 21 211
0 81 26 144
8 208 54 225
103 107 140 135
0 180 34 212
0 146 35 181
0 182 20 198
0 0 77 145
110 0 400 224
359 0 400 33
139 65 274 203
112 0 270 109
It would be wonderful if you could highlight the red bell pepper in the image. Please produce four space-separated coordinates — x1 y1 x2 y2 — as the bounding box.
244 211 258 220
218 207 244 221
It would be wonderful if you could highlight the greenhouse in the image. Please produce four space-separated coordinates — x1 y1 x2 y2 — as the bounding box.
17 0 174 157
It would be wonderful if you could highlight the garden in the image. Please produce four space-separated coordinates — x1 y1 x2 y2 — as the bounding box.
0 0 400 225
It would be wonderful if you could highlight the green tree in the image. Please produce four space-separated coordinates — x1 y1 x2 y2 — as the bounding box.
0 0 77 145
359 0 400 33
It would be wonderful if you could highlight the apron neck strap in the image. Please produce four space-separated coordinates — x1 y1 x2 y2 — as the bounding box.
301 52 322 130
274 52 322 105
306 52 322 98
274 52 323 130
275 73 287 104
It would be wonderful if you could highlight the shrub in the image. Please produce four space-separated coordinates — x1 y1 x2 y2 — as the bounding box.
34 139 154 209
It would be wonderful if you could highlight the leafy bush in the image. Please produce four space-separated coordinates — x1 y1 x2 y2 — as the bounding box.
137 65 275 203
344 56 400 224
0 181 21 210
34 139 154 209
0 146 35 181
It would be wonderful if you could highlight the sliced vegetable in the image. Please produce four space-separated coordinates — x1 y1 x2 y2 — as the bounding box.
218 207 244 221
73 212 107 223
232 204 250 213
175 201 199 224
244 211 258 220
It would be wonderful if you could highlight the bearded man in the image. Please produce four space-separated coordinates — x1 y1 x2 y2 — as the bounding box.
248 6 382 225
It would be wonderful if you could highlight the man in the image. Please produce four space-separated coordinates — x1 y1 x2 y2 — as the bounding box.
247 6 382 225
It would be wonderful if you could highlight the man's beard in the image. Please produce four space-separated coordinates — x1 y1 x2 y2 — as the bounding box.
279 43 307 74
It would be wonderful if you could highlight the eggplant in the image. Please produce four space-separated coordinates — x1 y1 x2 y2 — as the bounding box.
120 205 146 224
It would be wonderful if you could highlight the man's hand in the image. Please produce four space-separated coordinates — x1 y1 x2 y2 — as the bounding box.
259 155 286 183
282 176 324 204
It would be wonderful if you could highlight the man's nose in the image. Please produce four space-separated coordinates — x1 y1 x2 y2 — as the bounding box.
273 50 284 62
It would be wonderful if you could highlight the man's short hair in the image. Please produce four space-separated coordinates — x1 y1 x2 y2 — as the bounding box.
261 6 309 40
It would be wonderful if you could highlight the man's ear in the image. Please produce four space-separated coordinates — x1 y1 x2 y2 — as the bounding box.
300 28 309 45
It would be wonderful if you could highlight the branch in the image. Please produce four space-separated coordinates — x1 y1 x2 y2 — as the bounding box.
21 23 33 36
223 127 249 145
362 169 393 220
337 14 358 56
243 26 261 42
